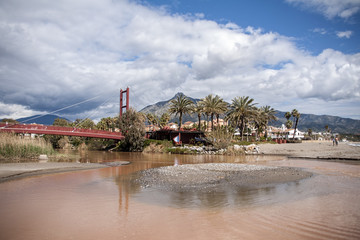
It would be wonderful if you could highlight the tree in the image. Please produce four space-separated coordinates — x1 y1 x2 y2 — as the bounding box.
191 101 204 131
118 108 146 152
284 112 292 121
226 96 257 140
159 113 170 129
291 109 300 140
146 113 158 130
168 93 193 130
260 105 277 138
286 120 293 129
53 118 70 127
73 118 96 129
200 94 227 131
308 128 313 138
96 117 115 131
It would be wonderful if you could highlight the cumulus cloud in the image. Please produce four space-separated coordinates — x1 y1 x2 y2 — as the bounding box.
0 0 359 120
286 0 360 19
336 30 353 38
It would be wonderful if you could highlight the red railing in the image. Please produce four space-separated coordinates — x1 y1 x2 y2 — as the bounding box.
0 123 123 140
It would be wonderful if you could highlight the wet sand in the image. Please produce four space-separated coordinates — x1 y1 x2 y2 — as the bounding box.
258 141 360 160
135 163 313 192
0 162 111 183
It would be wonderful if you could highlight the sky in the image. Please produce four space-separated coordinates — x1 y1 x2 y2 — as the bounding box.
0 0 359 122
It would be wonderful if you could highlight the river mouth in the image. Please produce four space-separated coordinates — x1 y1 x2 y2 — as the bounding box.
0 152 359 240
134 163 313 192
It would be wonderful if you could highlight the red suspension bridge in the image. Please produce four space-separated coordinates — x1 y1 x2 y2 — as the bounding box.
0 88 130 140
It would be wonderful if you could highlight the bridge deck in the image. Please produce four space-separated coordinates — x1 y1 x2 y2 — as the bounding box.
0 123 124 140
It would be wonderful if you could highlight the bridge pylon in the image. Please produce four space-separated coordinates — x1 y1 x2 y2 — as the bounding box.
120 87 129 118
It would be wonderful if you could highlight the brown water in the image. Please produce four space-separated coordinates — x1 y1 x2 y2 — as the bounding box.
0 152 359 240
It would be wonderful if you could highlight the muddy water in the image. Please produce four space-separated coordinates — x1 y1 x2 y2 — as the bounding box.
0 152 359 240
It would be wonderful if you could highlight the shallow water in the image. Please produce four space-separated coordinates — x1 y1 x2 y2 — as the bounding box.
0 152 359 240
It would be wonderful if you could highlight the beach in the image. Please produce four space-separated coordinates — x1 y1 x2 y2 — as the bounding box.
258 141 360 160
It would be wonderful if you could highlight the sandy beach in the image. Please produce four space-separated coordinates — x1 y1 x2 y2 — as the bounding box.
258 141 360 160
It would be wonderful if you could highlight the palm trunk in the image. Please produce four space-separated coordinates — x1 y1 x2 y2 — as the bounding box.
292 118 299 140
197 113 201 131
241 118 245 141
179 113 183 130
211 113 214 131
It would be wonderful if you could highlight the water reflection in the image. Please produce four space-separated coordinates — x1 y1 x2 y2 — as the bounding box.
1 151 360 240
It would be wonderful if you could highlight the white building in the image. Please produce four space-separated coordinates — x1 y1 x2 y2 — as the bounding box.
286 129 305 140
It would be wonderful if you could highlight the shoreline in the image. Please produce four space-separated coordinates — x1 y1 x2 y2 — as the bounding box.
0 162 130 183
258 141 360 160
1 141 358 183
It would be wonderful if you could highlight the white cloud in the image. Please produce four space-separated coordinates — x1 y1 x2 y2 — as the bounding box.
336 30 353 38
0 0 359 120
286 0 360 19
0 102 46 120
313 28 327 35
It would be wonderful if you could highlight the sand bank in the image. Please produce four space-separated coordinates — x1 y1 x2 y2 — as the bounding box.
135 163 313 192
0 162 111 183
258 141 360 160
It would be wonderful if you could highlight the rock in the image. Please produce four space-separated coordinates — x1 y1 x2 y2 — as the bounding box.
39 155 48 162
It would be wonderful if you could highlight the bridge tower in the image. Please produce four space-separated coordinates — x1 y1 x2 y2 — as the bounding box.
120 87 129 118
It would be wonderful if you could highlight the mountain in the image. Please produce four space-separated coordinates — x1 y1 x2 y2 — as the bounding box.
140 93 360 134
14 114 70 125
140 92 201 123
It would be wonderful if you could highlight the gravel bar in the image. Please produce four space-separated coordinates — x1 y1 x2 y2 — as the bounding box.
135 163 313 192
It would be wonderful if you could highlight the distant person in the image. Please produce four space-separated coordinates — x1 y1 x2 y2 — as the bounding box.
332 137 335 146
335 137 339 146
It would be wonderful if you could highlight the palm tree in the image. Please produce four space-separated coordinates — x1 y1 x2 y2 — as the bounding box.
200 94 228 131
260 105 277 138
291 109 300 140
226 96 257 140
191 101 204 131
168 93 193 130
284 111 292 121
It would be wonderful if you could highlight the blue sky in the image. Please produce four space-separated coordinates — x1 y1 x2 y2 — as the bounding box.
0 0 359 121
147 0 360 54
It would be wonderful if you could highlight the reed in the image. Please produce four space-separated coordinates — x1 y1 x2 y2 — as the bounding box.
0 133 55 160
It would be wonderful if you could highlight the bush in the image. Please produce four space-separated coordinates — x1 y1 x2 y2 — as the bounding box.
206 127 233 150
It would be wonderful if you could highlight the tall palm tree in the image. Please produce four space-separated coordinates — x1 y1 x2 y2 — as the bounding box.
168 94 193 130
226 96 257 140
261 105 277 138
291 109 300 140
200 94 228 131
191 101 204 131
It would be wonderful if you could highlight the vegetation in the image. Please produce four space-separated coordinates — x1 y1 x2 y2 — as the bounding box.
118 108 146 152
0 133 55 161
168 93 193 130
226 96 257 141
191 101 204 131
206 127 233 150
291 109 300 140
200 94 227 131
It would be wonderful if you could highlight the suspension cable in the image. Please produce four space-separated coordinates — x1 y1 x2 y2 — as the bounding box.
20 94 103 124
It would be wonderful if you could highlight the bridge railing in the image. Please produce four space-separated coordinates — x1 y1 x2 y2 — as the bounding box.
0 123 123 138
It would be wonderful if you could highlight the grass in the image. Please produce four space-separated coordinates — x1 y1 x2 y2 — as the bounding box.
0 133 55 161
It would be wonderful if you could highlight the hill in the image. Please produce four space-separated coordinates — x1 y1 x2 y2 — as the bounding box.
14 114 70 125
140 93 360 134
